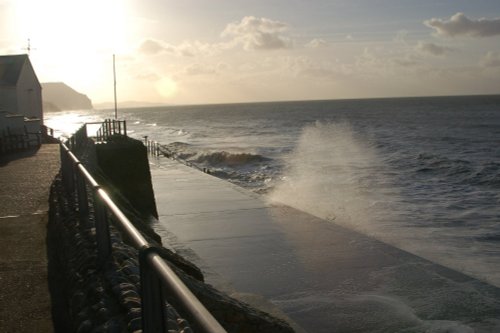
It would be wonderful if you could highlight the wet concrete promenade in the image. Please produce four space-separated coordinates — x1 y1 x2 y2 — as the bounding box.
0 144 60 332
150 157 500 333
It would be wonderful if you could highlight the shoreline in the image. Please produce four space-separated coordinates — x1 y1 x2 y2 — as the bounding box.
150 156 500 333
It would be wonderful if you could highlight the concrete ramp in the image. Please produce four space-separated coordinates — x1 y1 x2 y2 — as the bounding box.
150 158 500 333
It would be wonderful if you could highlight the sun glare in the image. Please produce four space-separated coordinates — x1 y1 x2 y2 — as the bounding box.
156 77 178 99
15 0 130 54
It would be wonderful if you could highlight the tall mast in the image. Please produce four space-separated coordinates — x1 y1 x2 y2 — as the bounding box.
113 54 118 119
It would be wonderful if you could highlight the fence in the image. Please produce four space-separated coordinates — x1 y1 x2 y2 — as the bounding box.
95 119 127 142
60 123 227 333
41 124 54 138
144 136 161 157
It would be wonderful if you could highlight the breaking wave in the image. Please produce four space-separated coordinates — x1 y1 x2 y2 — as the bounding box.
269 121 397 234
159 142 278 192
193 151 270 167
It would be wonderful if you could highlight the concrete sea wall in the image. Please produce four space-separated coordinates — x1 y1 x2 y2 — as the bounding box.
47 137 294 332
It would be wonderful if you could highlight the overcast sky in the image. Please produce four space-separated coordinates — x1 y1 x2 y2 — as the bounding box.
2 0 500 105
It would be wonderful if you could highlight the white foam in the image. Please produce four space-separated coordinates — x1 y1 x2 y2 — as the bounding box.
269 121 396 236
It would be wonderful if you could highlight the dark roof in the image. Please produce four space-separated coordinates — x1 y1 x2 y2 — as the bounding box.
0 54 29 86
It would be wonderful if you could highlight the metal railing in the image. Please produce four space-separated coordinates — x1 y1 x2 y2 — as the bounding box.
144 136 161 157
144 138 212 175
95 119 127 142
59 124 226 333
41 124 54 138
65 124 88 151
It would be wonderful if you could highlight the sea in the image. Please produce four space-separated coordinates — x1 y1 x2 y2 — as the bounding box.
45 95 500 327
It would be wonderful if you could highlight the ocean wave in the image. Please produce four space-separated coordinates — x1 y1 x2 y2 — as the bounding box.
193 151 270 167
416 153 472 177
469 162 500 187
414 153 500 188
158 142 196 161
159 142 278 192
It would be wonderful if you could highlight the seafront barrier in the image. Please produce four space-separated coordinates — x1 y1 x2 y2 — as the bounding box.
48 120 294 332
145 137 500 332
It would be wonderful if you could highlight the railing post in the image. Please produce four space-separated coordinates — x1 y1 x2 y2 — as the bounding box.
75 165 89 223
107 119 112 138
83 124 88 142
123 121 127 136
93 188 112 267
59 144 71 192
140 246 168 333
67 152 76 195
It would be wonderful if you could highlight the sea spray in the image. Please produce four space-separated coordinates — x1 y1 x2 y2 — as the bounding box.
269 121 398 236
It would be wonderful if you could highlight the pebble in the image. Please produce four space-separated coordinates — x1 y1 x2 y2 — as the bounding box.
128 317 142 331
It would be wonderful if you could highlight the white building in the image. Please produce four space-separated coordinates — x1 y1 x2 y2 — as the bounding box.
0 54 43 152
0 54 43 120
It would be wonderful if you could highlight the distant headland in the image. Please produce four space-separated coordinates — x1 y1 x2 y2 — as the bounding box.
42 82 93 111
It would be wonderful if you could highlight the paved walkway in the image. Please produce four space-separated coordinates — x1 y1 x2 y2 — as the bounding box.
0 144 60 332
150 158 500 333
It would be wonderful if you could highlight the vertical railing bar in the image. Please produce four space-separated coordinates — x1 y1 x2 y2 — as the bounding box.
67 149 75 195
140 246 168 333
93 187 112 267
75 164 89 224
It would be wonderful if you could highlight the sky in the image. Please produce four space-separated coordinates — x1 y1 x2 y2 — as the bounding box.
1 0 500 105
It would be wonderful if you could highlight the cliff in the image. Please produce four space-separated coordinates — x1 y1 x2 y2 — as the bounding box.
42 82 93 111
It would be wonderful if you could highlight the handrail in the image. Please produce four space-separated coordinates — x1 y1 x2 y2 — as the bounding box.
59 124 227 333
95 118 127 142
144 136 161 157
41 124 55 138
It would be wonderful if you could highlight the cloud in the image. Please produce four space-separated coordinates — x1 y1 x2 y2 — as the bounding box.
286 56 340 79
415 41 453 56
138 39 222 57
181 62 231 76
306 38 328 48
183 63 216 76
391 57 420 67
222 16 292 50
394 30 409 43
138 39 169 55
134 72 161 81
480 51 500 67
424 12 500 38
139 16 292 57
